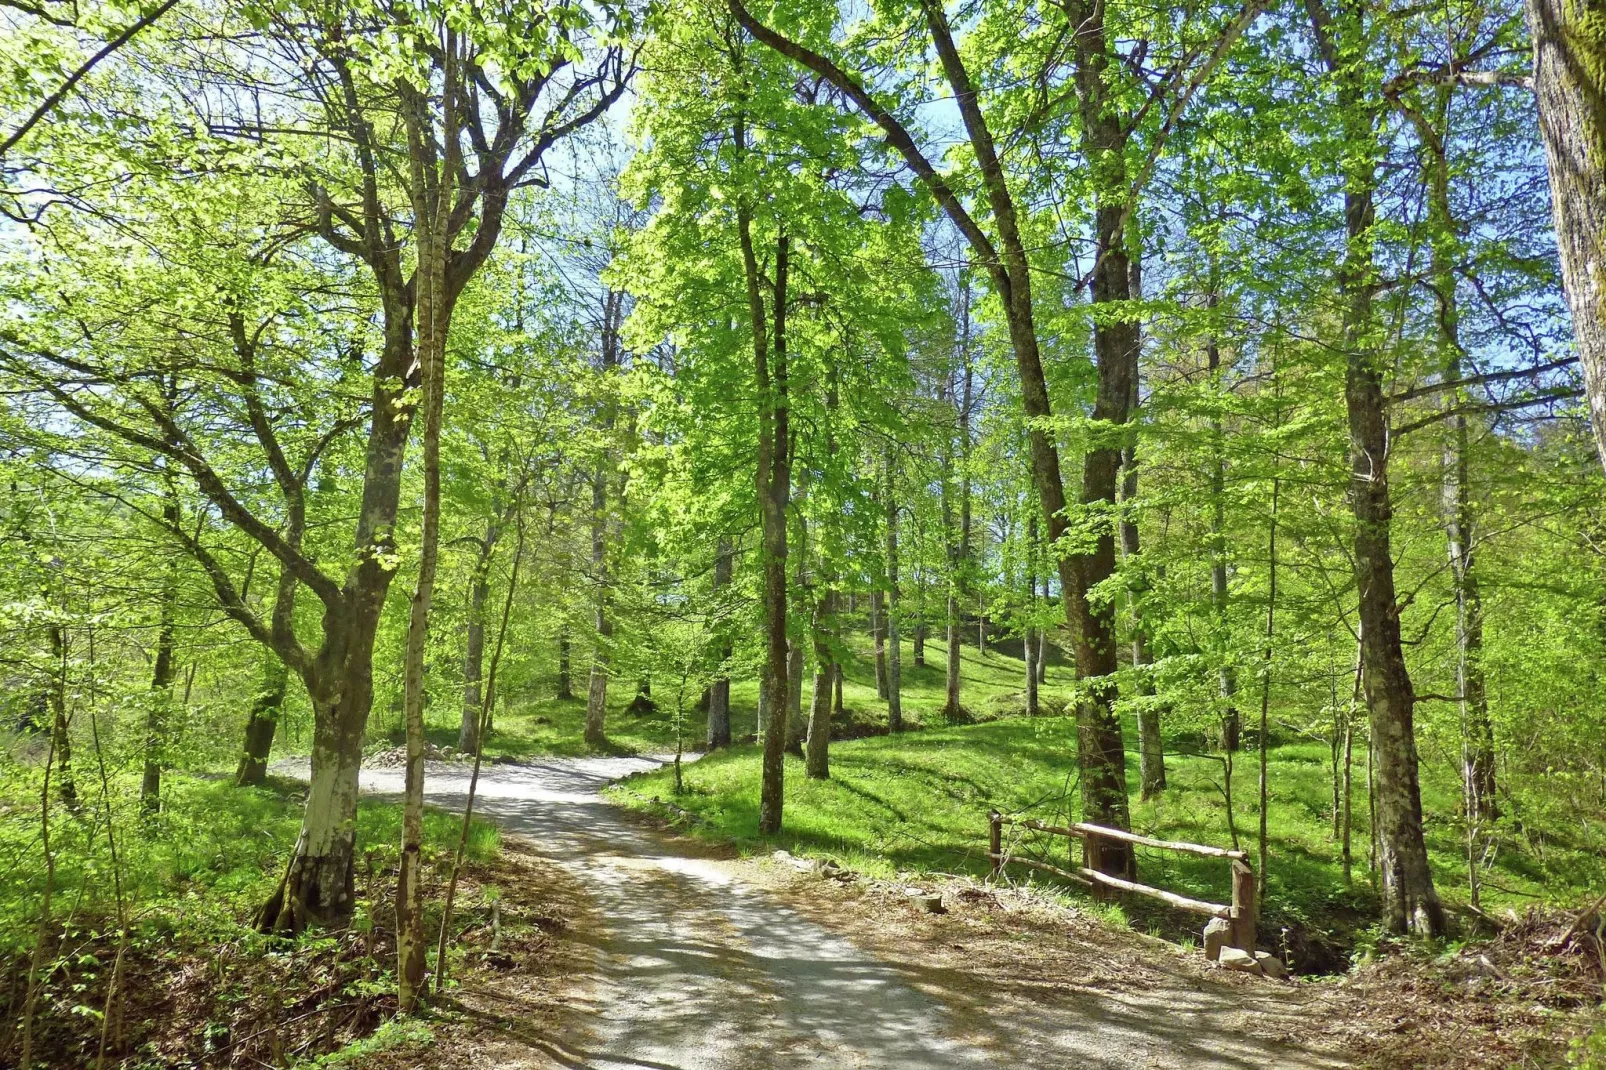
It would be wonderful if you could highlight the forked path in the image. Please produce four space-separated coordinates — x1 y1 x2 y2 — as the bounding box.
330 757 1349 1070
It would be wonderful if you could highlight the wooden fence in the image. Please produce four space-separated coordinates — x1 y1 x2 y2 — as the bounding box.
988 811 1257 952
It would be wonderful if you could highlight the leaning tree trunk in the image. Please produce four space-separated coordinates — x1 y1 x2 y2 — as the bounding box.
1527 0 1606 478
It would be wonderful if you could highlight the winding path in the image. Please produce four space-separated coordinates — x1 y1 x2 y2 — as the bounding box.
312 757 1348 1069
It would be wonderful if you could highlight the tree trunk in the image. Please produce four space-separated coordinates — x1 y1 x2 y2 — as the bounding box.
259 682 369 932
871 589 888 699
1414 94 1498 826
884 449 903 732
738 169 791 831
1312 0 1445 934
1527 0 1606 478
707 538 733 749
459 520 499 753
805 590 833 779
142 485 179 817
1120 244 1164 800
1207 292 1240 753
557 628 573 700
584 460 611 748
237 654 289 787
397 85 455 1007
1025 514 1039 718
48 622 76 807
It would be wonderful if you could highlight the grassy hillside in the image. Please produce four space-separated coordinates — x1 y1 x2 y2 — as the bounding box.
596 631 1603 970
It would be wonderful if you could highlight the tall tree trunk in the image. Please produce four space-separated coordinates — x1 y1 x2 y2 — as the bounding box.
557 627 573 700
48 622 75 807
884 450 903 732
237 653 288 787
1056 0 1140 875
1207 289 1240 753
142 482 179 817
805 590 834 779
1025 512 1040 718
1412 92 1498 826
737 141 791 831
1527 0 1606 477
459 515 501 753
1310 0 1445 935
397 68 455 1007
1121 242 1164 800
872 589 888 698
785 518 808 753
707 538 733 749
584 461 611 747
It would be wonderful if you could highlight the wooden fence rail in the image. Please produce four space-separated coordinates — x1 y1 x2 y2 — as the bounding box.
988 811 1257 952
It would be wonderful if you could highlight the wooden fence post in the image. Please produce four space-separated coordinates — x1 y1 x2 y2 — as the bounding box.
1230 859 1257 951
989 811 1002 878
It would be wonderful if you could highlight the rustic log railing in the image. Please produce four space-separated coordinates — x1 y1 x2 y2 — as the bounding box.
988 811 1256 952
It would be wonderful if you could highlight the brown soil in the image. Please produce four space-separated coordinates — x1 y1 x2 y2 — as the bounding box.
1 836 589 1070
736 860 1606 1070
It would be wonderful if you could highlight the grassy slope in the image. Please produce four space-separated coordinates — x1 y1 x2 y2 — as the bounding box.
602 630 1602 961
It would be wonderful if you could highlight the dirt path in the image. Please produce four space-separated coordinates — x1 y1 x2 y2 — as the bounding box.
333 757 1351 1069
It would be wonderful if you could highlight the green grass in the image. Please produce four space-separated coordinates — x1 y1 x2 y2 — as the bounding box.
0 770 499 956
602 631 1604 967
444 628 1070 760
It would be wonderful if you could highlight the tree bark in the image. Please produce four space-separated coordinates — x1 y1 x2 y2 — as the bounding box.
707 538 733 749
460 510 503 752
871 589 888 698
397 65 456 1008
48 622 75 807
142 480 179 817
1527 0 1606 477
236 653 289 787
1410 90 1499 827
1207 292 1240 753
805 589 834 779
1309 0 1445 935
1025 513 1040 718
557 627 573 700
884 449 903 732
584 297 623 749
735 128 792 830
1121 246 1164 800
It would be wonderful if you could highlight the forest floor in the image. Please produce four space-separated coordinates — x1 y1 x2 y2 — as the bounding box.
324 755 1377 1070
